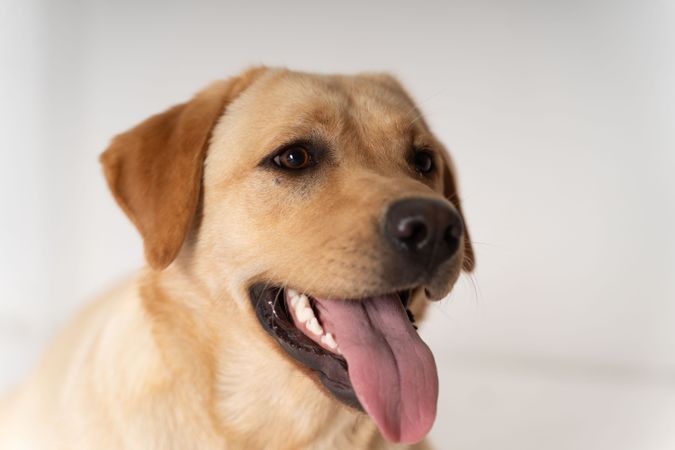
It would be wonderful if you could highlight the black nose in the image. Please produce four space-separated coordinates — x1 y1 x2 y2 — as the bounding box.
384 197 463 271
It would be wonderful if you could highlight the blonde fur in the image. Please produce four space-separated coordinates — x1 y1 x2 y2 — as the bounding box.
0 68 472 449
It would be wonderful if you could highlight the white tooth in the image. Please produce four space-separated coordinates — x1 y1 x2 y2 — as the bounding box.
295 295 309 311
292 299 302 314
297 306 314 323
294 295 309 314
321 332 338 350
306 317 323 336
290 296 299 308
287 288 299 299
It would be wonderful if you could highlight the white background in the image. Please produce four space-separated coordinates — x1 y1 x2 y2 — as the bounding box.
1 1 674 448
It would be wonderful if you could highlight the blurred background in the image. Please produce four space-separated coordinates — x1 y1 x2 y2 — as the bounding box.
1 0 674 448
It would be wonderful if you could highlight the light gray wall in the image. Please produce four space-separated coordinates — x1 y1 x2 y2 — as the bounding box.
1 0 674 448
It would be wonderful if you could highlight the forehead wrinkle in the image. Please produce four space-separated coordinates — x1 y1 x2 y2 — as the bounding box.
334 86 419 172
336 114 409 175
258 74 351 132
288 72 417 136
265 71 418 139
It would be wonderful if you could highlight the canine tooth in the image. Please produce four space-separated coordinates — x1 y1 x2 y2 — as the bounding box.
287 288 299 299
297 306 314 323
321 333 338 350
306 317 323 336
290 296 299 308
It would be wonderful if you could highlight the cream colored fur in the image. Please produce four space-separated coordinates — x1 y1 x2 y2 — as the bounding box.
0 68 473 449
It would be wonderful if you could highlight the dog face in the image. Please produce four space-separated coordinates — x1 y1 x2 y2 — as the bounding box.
101 67 474 444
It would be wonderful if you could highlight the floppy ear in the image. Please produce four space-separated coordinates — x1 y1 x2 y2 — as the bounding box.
100 68 267 270
440 152 475 272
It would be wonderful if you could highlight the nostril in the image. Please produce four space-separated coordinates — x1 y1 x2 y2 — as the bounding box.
444 221 463 254
397 217 429 250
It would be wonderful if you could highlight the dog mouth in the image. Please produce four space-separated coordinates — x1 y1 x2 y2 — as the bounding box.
249 284 438 444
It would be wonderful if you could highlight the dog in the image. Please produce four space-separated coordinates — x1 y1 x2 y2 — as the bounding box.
0 67 474 449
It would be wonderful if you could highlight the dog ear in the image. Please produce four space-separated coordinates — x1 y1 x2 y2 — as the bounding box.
440 152 475 272
100 67 267 270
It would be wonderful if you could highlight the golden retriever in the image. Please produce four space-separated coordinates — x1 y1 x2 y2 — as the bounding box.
0 67 474 449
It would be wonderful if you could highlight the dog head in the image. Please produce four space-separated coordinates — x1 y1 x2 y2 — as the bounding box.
101 67 474 444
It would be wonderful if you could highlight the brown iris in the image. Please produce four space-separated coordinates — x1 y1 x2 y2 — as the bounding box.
273 146 313 170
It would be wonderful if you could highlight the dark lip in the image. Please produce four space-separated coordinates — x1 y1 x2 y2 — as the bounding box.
248 284 415 411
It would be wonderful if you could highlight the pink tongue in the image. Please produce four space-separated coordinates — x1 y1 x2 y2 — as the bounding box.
314 295 438 443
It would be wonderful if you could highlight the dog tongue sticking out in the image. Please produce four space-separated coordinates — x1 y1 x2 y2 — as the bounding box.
312 295 438 444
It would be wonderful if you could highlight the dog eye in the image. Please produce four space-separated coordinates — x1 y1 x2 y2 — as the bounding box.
273 146 313 170
412 150 434 174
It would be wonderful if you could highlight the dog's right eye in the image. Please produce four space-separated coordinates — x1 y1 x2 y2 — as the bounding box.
273 146 314 170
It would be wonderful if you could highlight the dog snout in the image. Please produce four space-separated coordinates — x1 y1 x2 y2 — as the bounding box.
384 197 463 272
